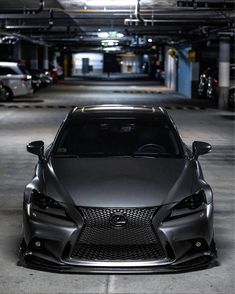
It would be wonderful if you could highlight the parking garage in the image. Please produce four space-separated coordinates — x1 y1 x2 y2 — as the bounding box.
0 1 234 294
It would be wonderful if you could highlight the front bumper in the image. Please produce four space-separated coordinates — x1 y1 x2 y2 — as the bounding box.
19 251 217 273
19 202 217 273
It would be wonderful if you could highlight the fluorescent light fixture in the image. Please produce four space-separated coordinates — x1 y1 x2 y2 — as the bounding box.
98 32 109 38
98 31 124 39
102 39 119 46
117 33 124 38
103 46 121 52
86 0 136 6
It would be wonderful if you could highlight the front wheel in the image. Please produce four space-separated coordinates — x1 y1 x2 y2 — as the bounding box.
1 87 13 102
228 89 235 109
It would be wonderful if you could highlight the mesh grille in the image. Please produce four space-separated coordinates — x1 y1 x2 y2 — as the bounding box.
71 207 166 261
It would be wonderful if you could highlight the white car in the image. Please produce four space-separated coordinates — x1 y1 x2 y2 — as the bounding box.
0 62 33 101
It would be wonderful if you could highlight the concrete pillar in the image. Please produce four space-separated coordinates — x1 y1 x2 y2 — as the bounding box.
63 54 68 78
43 46 49 70
218 36 230 109
167 55 177 91
30 45 38 70
13 41 21 61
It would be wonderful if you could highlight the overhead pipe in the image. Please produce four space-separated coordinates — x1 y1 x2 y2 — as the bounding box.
5 9 54 30
217 31 235 37
135 0 144 24
125 0 234 26
126 0 156 26
177 1 234 9
124 18 229 26
0 0 44 14
1 32 47 45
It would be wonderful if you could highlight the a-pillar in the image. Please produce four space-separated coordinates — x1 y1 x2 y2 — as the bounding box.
218 36 230 109
30 45 39 70
43 46 49 70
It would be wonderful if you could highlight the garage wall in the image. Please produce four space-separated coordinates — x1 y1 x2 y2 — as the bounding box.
120 55 142 73
72 53 103 75
165 46 196 98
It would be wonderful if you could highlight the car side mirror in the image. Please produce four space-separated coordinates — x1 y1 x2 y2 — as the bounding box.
192 141 212 160
27 140 45 160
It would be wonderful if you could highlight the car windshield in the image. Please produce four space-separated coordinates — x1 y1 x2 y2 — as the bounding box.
54 117 181 158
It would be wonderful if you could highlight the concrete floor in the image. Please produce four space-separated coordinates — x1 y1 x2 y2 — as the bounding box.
0 81 234 294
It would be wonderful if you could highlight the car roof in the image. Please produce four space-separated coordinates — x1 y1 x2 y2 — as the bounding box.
0 62 19 67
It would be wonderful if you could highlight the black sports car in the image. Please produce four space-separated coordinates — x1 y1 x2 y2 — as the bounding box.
19 105 217 273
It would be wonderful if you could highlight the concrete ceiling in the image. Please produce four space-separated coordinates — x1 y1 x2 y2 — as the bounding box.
0 0 234 50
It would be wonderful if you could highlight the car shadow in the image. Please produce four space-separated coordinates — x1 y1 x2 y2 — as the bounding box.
220 115 235 120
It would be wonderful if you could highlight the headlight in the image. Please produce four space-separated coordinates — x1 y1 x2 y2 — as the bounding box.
165 191 206 221
29 189 66 218
174 190 206 210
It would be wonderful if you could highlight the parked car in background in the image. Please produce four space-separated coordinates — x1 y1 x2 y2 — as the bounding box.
229 86 235 108
0 79 7 102
0 62 32 101
155 68 165 83
198 67 214 98
41 69 53 86
206 70 219 100
228 65 235 108
30 70 42 92
30 69 53 92
48 64 58 83
49 67 58 83
198 65 235 108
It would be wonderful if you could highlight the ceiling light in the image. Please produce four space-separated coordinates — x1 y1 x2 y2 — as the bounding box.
98 31 124 39
104 46 121 52
148 38 153 43
102 39 119 46
98 32 109 38
86 0 136 6
117 33 124 38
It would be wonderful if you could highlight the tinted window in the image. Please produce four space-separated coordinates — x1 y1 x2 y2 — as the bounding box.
0 66 17 75
18 64 29 75
55 117 181 157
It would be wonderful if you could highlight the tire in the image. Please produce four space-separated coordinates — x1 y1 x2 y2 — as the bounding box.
2 86 13 102
0 87 7 102
228 89 235 109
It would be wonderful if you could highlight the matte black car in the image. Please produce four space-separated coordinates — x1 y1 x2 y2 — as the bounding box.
19 105 217 273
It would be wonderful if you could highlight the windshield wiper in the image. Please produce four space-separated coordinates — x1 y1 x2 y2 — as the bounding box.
54 153 181 159
133 152 180 158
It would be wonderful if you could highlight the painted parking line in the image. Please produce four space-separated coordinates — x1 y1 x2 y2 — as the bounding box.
113 90 161 94
0 104 206 110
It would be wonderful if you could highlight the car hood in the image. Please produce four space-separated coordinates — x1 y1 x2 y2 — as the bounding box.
45 157 194 207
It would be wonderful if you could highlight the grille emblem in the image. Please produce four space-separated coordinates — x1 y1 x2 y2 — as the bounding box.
110 213 128 227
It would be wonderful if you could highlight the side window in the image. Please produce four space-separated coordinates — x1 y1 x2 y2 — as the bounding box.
0 67 6 75
0 66 17 75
